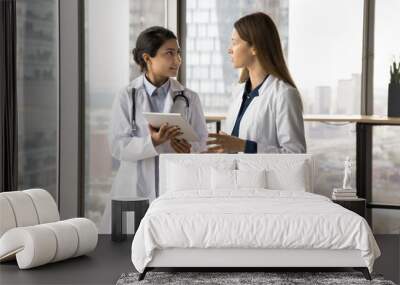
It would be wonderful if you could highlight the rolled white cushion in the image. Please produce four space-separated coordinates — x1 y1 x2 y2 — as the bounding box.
24 189 59 223
42 221 79 262
64 218 98 257
0 196 17 237
0 218 97 269
0 226 57 269
1 192 39 227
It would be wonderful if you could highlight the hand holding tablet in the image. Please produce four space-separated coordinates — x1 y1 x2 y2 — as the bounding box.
148 123 182 146
143 112 199 142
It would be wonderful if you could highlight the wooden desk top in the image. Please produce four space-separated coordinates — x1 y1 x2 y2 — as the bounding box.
205 114 227 122
205 114 400 125
303 115 400 124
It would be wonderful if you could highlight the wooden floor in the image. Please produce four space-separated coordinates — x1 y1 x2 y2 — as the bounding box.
0 235 398 285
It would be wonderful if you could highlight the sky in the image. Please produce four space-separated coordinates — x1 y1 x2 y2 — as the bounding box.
374 0 400 89
288 0 363 90
87 0 130 93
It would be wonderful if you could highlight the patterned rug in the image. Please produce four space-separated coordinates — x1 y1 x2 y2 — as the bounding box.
116 271 396 285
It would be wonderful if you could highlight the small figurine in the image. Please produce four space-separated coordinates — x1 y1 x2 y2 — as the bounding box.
342 156 352 190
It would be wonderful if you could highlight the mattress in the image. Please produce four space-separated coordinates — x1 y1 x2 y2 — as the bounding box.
131 190 380 273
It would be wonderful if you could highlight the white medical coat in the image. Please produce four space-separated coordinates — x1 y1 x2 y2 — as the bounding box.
100 75 208 233
224 74 306 153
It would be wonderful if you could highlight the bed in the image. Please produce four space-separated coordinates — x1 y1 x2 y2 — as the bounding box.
131 154 380 281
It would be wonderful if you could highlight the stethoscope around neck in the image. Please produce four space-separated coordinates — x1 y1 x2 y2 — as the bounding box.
130 88 189 135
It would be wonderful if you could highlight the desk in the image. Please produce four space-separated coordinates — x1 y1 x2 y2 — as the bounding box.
205 114 226 133
303 114 400 125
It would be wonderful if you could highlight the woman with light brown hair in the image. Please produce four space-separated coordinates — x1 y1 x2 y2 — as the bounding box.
207 12 306 153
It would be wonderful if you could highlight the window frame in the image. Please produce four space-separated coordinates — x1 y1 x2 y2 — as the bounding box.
58 0 85 218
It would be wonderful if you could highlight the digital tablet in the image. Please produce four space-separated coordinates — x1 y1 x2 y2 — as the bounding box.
143 112 199 142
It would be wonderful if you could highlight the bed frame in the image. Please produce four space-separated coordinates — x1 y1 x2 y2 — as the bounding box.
138 154 372 281
139 248 371 280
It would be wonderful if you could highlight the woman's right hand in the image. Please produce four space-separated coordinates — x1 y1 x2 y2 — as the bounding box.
149 123 182 147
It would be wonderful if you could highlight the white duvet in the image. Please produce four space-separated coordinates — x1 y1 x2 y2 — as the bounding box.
131 190 380 273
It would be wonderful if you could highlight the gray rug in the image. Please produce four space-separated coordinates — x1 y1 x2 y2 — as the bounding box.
116 271 396 285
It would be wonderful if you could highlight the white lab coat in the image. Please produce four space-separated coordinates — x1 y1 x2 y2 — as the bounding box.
224 74 306 153
99 75 208 233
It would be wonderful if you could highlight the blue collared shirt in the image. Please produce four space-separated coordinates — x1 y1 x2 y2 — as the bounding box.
231 76 268 153
143 75 171 113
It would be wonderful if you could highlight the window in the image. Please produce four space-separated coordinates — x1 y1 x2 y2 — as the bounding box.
185 0 289 115
373 127 400 206
372 126 400 234
80 0 399 233
184 0 363 115
371 0 400 234
373 0 400 115
288 0 362 198
16 0 59 200
288 0 363 115
373 209 400 234
84 0 166 227
184 0 363 199
306 123 356 197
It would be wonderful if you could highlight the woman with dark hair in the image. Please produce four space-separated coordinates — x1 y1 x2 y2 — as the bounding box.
100 26 207 233
207 12 306 154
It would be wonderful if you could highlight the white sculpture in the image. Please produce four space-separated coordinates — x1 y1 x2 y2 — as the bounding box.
342 156 353 190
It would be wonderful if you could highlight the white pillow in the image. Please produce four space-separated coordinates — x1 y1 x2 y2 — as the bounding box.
167 163 209 191
211 168 236 190
211 168 267 190
237 158 311 192
167 161 235 192
236 169 267 189
266 161 307 191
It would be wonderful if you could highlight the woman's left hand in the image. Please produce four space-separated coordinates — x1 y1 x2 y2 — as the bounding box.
206 131 246 153
170 138 192 153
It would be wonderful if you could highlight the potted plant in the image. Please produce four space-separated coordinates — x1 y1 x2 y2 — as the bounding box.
388 59 400 117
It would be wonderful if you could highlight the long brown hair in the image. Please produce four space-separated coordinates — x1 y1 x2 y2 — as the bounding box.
234 12 296 88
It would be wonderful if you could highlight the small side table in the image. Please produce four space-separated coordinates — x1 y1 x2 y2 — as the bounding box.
112 197 149 242
332 198 366 218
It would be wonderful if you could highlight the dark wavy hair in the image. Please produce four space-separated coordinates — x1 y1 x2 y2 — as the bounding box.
132 26 177 72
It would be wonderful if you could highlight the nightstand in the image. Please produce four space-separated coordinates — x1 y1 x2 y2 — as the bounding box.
111 197 149 242
332 198 366 218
